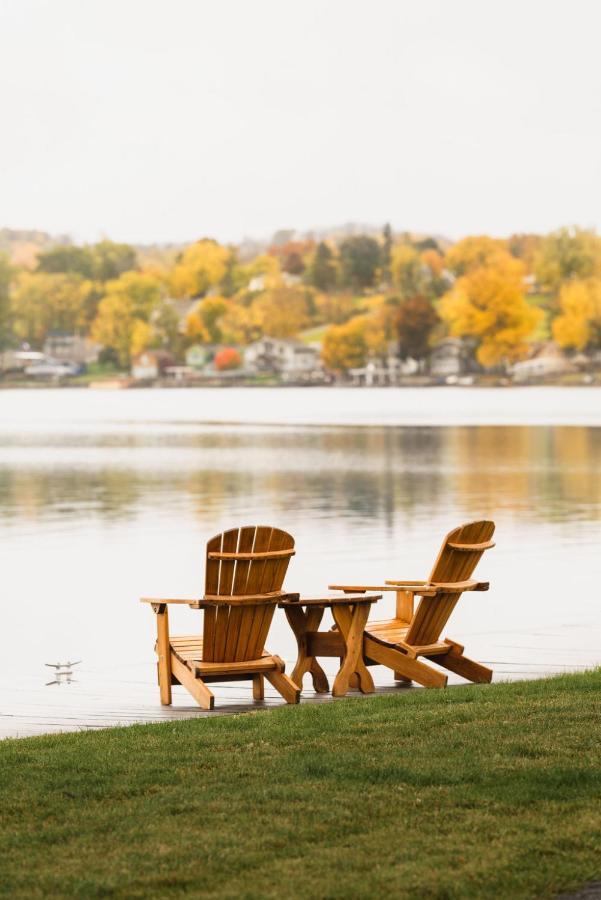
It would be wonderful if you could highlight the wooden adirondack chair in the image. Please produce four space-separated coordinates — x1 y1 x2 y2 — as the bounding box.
141 525 301 709
329 520 495 689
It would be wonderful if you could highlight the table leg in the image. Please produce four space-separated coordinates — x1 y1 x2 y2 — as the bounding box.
284 606 330 693
331 604 375 697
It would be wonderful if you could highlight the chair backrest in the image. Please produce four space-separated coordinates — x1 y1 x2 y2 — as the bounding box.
404 520 495 647
201 525 295 663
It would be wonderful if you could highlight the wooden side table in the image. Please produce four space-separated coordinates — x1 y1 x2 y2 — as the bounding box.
279 594 382 698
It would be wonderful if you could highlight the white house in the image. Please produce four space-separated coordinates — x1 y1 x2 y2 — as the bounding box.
244 337 320 377
43 332 100 365
511 343 575 382
429 338 470 378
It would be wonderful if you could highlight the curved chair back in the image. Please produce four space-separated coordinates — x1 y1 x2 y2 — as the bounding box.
404 520 495 647
202 525 295 663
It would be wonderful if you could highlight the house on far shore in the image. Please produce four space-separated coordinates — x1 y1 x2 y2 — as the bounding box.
131 350 174 381
429 338 471 378
244 337 321 379
43 332 101 365
349 356 418 386
185 344 212 371
511 343 576 382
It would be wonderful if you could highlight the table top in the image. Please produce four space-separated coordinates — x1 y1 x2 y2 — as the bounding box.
278 593 381 608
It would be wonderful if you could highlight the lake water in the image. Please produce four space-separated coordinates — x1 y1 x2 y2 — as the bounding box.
1 387 600 737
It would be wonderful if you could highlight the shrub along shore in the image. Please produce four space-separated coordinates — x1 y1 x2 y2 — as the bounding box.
1 670 600 898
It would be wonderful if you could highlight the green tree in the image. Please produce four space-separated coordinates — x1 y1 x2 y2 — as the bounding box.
36 245 95 278
90 240 138 281
381 223 393 284
308 241 337 291
339 236 380 290
535 227 601 293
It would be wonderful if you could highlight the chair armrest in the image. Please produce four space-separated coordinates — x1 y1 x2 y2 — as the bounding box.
141 591 301 609
328 583 412 594
141 597 208 610
386 578 429 591
430 580 489 592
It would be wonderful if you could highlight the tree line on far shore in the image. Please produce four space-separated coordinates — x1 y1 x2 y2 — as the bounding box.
1 224 600 372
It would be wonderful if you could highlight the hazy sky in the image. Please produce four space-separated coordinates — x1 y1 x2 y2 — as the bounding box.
1 0 600 245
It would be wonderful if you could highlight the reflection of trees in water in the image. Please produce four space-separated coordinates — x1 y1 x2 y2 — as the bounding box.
449 426 601 520
0 426 600 526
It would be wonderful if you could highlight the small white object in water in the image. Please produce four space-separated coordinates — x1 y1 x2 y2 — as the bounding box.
45 660 81 686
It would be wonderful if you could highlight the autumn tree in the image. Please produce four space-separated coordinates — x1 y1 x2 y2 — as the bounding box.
170 239 230 298
185 296 229 344
314 290 354 325
535 227 601 293
0 253 13 351
250 286 310 338
390 244 425 297
445 235 507 277
214 347 242 370
308 241 337 291
439 252 542 368
322 315 386 372
91 272 164 366
552 279 601 351
219 304 257 345
339 236 380 290
11 272 94 347
394 294 440 360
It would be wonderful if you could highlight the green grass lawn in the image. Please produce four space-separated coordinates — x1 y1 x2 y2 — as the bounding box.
2 672 601 899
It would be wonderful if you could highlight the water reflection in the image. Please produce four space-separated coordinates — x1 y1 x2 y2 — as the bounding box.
0 425 600 529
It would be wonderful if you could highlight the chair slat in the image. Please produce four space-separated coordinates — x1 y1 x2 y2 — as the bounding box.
405 520 495 646
447 540 495 552
208 549 295 561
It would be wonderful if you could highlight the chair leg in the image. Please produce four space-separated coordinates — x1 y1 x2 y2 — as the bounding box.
265 670 301 704
394 672 412 684
253 674 265 701
171 655 215 709
436 651 493 683
364 636 447 688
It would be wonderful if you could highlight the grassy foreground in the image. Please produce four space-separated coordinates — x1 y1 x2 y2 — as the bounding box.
1 673 601 899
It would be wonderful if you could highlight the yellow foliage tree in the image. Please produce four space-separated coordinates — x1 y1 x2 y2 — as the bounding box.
184 296 228 344
552 279 601 350
439 253 542 367
91 272 163 366
390 244 424 296
11 272 94 346
130 319 153 357
322 315 386 372
445 235 507 276
170 240 229 298
250 286 310 338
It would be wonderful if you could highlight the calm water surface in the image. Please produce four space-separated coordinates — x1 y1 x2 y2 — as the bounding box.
1 387 600 735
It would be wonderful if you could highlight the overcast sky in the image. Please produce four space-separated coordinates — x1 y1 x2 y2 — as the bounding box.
1 0 600 245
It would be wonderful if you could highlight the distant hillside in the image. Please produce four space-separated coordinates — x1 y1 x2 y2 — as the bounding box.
0 228 71 268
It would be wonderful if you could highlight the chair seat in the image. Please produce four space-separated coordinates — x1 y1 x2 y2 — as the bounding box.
168 635 279 675
366 618 410 645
